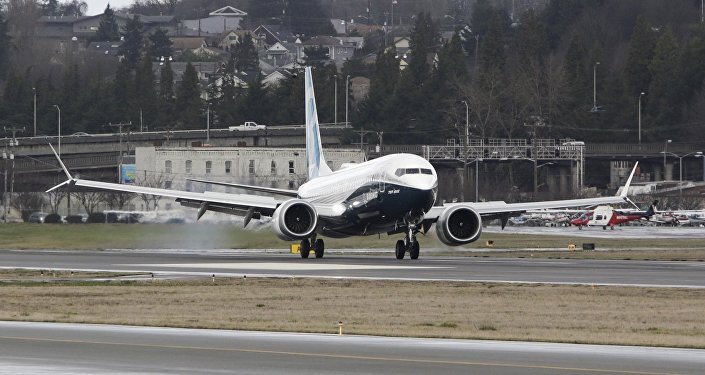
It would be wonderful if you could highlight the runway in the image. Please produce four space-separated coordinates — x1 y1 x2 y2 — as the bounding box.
1 249 704 288
0 321 703 374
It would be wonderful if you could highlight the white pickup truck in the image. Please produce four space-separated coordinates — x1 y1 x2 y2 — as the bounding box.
228 121 267 131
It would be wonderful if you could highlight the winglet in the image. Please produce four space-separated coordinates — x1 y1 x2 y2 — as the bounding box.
45 143 75 193
619 161 638 199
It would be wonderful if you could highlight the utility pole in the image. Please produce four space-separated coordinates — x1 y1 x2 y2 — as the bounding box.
3 127 23 222
108 122 132 183
354 128 374 151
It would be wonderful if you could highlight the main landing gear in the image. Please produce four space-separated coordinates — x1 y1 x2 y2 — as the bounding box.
300 235 325 259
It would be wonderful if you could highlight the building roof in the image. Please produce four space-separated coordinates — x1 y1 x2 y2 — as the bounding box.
209 6 247 17
170 37 206 50
302 35 344 46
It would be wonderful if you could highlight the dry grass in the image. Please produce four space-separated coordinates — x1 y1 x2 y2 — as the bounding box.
0 269 142 280
1 278 704 348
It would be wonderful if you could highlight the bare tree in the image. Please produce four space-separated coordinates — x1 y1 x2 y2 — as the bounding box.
46 189 66 214
135 172 167 210
72 191 103 215
101 192 135 210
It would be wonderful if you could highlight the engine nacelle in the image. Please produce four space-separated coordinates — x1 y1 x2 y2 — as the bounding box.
435 206 482 246
271 199 318 241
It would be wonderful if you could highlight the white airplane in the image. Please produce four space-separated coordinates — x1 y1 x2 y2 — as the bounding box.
47 67 638 260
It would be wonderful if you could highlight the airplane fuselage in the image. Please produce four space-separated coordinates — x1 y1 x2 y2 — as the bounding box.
297 153 438 238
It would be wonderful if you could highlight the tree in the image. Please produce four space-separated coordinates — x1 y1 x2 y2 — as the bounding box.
59 0 87 16
175 63 202 129
233 33 259 72
93 4 120 42
113 61 132 123
646 27 681 141
285 0 335 37
149 28 172 58
470 0 495 37
43 0 59 16
406 12 437 86
157 59 175 127
119 15 145 69
134 50 157 129
624 15 656 98
0 12 9 79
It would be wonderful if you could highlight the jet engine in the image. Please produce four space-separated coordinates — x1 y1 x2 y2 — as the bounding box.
271 199 318 240
435 206 482 246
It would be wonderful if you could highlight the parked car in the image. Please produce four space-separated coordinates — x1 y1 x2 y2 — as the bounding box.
228 121 266 131
28 212 48 223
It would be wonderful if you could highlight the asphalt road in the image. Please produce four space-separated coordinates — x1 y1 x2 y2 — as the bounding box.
1 249 704 288
1 321 703 375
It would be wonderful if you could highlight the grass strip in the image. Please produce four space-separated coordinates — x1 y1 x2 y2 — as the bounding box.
0 223 704 260
1 278 704 348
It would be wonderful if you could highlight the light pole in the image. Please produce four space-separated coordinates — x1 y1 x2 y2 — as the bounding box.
345 74 350 128
391 0 397 36
638 92 645 144
53 105 61 156
663 139 672 180
660 151 703 199
592 62 600 111
474 158 482 202
33 87 37 137
206 103 211 143
461 100 469 146
333 75 337 126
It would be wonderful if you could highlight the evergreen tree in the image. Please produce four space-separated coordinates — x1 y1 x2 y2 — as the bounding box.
237 71 269 124
233 33 259 71
678 24 705 103
562 33 588 110
113 61 132 123
119 15 145 70
149 28 173 59
479 12 506 84
470 0 495 37
0 12 10 80
285 0 335 37
247 0 284 22
406 12 437 86
93 4 120 42
157 59 175 128
624 15 657 98
175 63 202 129
43 0 59 16
134 51 157 130
302 45 329 68
646 27 681 140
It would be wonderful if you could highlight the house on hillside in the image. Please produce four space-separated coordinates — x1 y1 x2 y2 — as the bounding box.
217 30 254 51
301 36 356 68
252 25 297 48
182 6 247 34
263 41 301 68
34 13 176 53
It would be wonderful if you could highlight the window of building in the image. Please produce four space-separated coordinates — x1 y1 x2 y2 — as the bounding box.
271 161 277 175
185 180 192 191
288 160 295 174
206 161 212 174
185 160 192 174
165 160 172 174
249 160 255 175
225 161 232 174
165 180 172 189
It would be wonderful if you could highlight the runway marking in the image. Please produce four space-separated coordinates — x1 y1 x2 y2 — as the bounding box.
0 335 680 375
124 262 450 271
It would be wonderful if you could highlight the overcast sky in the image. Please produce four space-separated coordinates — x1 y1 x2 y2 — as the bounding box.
84 1 134 16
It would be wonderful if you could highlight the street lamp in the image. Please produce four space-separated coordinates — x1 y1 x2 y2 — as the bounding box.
592 62 600 111
345 75 350 128
638 92 645 144
53 105 61 156
206 103 211 143
660 150 703 199
461 100 469 146
474 158 482 202
333 75 338 126
33 87 37 137
391 0 397 35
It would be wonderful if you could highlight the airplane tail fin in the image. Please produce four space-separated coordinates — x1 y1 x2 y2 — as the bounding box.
304 67 332 181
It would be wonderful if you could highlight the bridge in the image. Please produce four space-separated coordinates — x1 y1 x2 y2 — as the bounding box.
3 128 704 197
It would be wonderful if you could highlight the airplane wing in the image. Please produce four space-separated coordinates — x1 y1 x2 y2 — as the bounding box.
45 145 281 225
425 162 639 223
185 177 299 197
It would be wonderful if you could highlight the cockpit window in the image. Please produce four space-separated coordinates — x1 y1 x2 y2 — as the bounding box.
395 168 433 176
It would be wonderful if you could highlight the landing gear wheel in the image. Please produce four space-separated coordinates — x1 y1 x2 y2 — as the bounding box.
395 240 405 260
300 239 311 259
409 241 420 260
314 239 325 258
